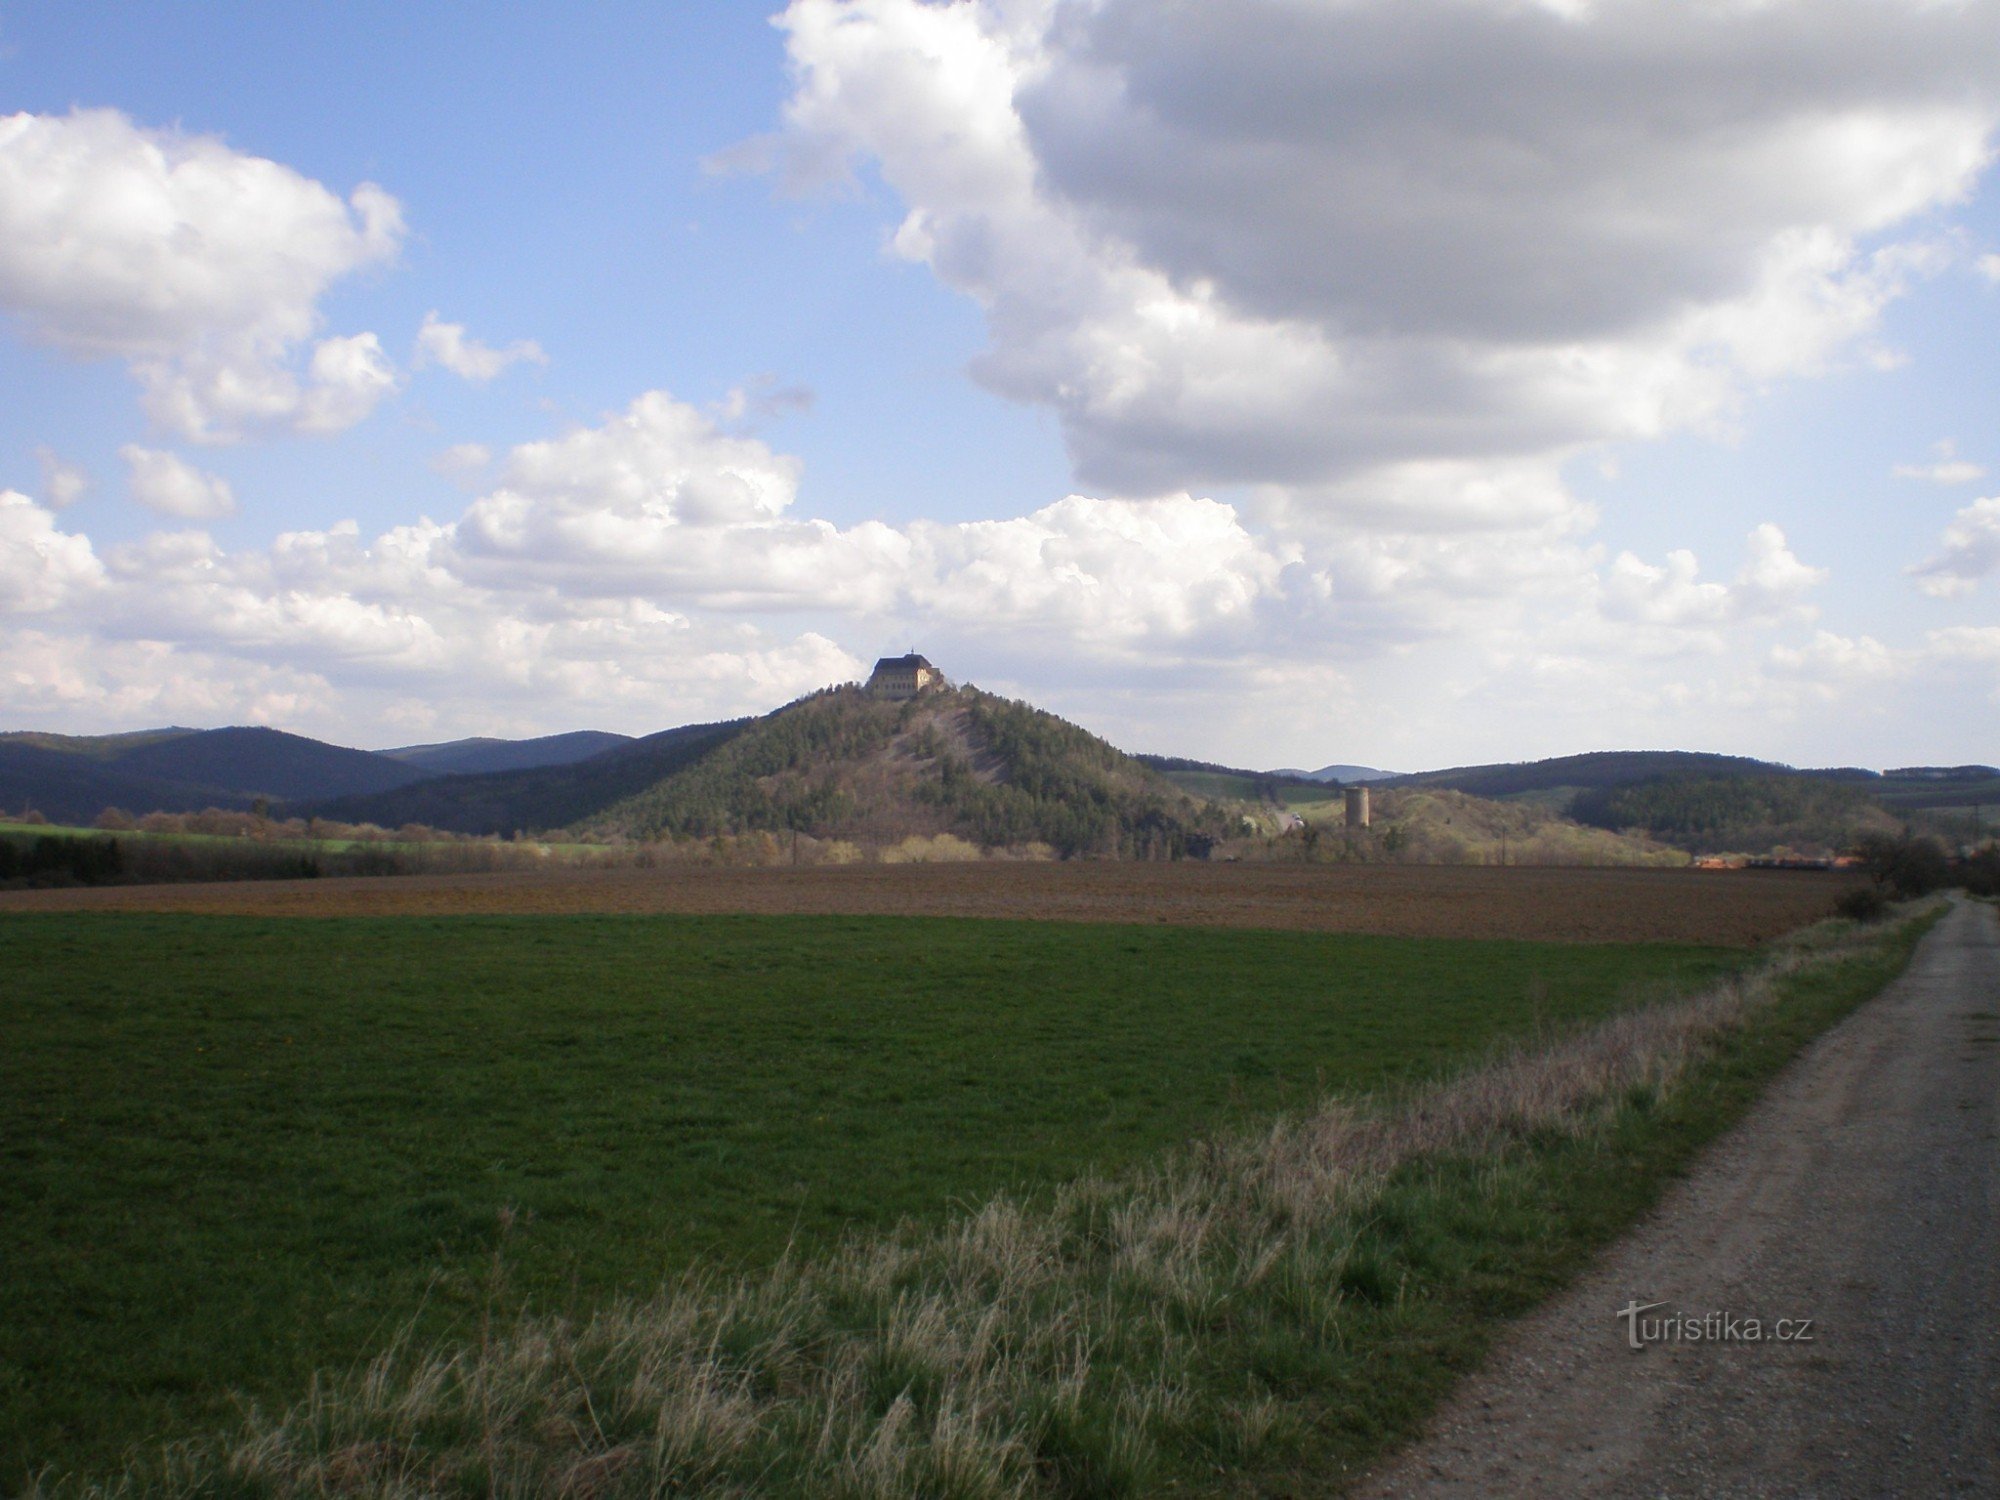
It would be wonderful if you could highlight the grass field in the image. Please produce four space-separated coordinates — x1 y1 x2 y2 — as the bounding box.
0 911 1748 1481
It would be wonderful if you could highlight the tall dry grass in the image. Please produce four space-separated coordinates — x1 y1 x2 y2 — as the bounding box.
38 910 1925 1499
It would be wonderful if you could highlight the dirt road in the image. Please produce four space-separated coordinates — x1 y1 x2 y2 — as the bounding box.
1358 898 2000 1498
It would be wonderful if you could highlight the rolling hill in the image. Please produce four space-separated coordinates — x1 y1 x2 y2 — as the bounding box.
0 725 428 820
1387 750 1788 800
381 730 633 776
1571 774 1901 855
1243 783 1687 867
0 741 259 826
310 719 751 835
8 706 1978 862
1135 754 1330 804
110 727 430 803
1272 763 1401 783
0 728 199 760
1383 750 1925 855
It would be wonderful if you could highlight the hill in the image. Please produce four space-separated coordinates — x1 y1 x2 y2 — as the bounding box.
1389 750 1787 800
0 728 199 760
1 725 433 824
1272 763 1400 783
1135 754 1332 806
1232 783 1686 867
590 687 1229 857
0 741 259 825
1870 766 2000 814
111 727 429 803
311 720 751 836
1573 774 1901 855
381 730 633 776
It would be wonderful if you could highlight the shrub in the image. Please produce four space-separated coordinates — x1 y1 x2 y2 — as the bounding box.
1835 885 1890 923
1955 846 2000 898
1855 833 1952 898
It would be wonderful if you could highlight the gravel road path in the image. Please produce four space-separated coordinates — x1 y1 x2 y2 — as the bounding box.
1357 897 2000 1498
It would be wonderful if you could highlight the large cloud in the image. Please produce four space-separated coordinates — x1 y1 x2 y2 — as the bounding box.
0 108 404 442
3 387 1881 759
747 0 2000 508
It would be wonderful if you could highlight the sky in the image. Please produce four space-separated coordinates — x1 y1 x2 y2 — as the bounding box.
3 0 2000 772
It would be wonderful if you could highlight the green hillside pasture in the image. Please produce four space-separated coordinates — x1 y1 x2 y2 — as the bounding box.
1 913 1742 1479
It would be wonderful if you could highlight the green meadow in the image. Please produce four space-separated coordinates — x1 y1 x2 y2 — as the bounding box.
0 912 1744 1479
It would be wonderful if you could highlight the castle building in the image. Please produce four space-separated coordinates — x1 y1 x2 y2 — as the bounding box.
866 653 945 700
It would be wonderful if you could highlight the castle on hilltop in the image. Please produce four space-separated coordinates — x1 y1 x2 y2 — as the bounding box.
866 653 946 700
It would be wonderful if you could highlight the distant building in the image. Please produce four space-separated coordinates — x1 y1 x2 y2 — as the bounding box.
867 653 945 700
1344 785 1371 829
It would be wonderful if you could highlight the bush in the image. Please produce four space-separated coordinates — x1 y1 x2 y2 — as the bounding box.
1956 846 2000 898
0 833 124 887
1855 833 1952 898
1835 885 1890 923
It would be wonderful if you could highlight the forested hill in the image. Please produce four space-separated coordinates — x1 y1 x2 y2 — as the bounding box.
586 686 1230 858
1571 774 1899 854
309 719 752 836
1391 750 1791 799
0 726 425 823
380 730 633 776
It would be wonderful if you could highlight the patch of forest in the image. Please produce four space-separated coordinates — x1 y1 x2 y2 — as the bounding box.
1572 774 1897 853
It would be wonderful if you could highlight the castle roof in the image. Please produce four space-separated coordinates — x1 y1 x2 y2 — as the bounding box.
871 653 936 672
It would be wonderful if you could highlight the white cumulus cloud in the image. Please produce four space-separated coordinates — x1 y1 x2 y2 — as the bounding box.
1894 439 1987 484
1909 496 2000 596
0 490 105 612
120 445 237 520
0 108 404 442
35 447 88 510
414 312 547 382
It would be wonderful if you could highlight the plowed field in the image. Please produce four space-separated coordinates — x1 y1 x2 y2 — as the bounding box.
0 860 1856 944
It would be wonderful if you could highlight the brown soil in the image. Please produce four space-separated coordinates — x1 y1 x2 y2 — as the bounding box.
0 861 1859 945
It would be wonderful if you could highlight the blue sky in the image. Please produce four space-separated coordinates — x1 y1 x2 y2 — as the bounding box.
4 0 2000 770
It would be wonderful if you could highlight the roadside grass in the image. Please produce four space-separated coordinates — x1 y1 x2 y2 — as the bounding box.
0 914 1746 1481
17 904 1937 1499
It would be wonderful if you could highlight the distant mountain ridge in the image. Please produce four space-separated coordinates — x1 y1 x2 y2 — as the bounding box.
0 740 258 826
5 715 1986 856
0 728 199 760
1387 750 1788 798
312 720 751 835
381 730 633 776
114 727 430 803
1273 764 1401 784
0 727 428 824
